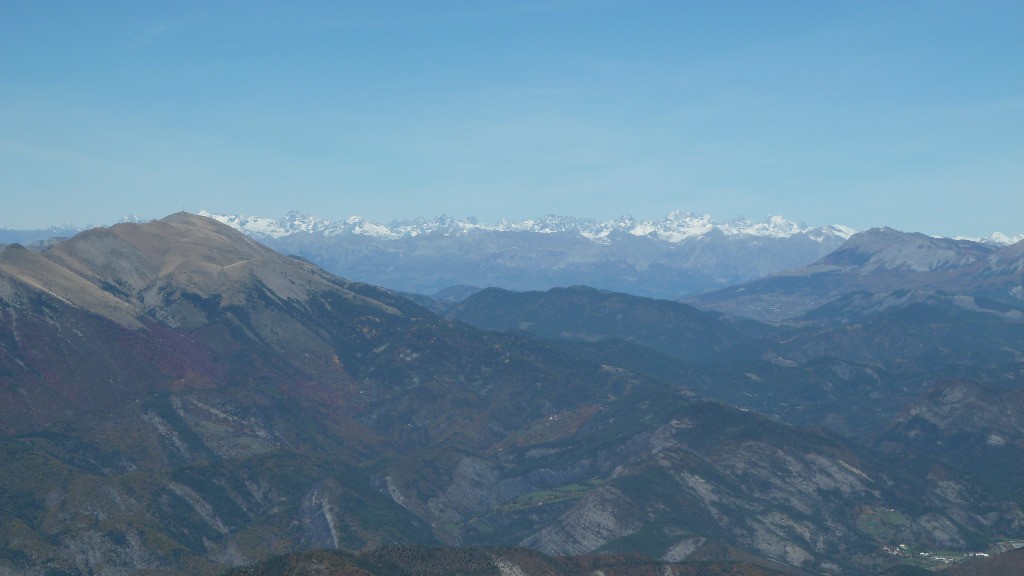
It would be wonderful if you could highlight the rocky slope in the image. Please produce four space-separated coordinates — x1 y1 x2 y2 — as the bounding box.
872 379 1024 501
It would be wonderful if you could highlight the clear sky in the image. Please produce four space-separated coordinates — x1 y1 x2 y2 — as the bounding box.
1 1 1022 237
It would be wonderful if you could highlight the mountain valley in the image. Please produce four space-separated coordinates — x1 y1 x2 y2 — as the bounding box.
1 214 1023 575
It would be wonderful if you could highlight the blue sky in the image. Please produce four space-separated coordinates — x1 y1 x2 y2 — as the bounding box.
1 1 1021 237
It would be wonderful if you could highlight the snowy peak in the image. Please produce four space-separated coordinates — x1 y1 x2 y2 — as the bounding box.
197 210 379 238
624 212 715 242
201 210 856 244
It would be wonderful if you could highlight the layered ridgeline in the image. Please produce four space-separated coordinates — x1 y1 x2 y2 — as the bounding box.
3 213 1023 575
198 210 858 298
692 227 1024 321
448 281 1024 438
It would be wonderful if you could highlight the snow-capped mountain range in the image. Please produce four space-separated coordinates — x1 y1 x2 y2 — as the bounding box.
966 231 1024 246
183 210 1022 300
185 210 865 298
200 210 1024 245
4 210 1019 302
199 210 857 244
4 210 1019 246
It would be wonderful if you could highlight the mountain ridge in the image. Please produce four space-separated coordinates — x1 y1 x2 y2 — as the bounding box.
194 211 860 299
6 213 1022 304
198 210 858 244
4 213 1022 574
691 227 1024 320
6 211 1023 246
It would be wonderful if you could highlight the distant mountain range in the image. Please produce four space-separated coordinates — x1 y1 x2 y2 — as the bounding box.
4 213 1023 575
199 210 856 242
5 211 1022 303
189 211 858 299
